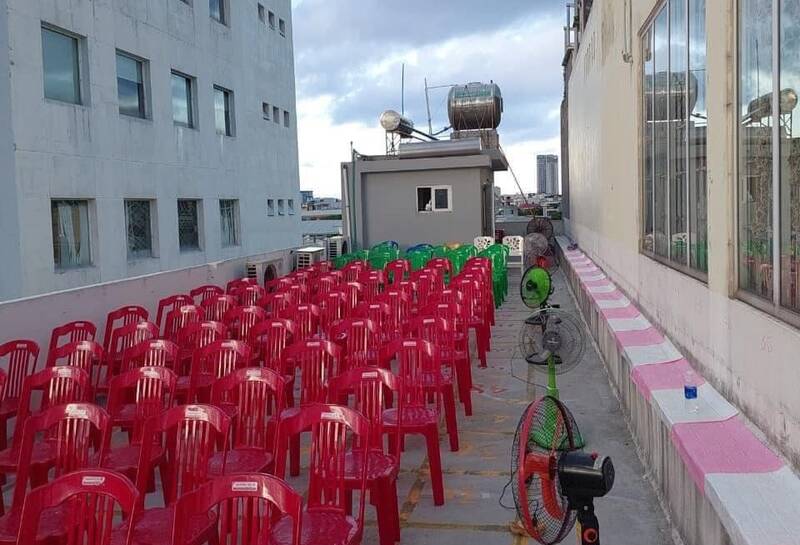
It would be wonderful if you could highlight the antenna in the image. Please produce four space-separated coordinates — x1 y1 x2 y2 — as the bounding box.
425 78 433 135
401 63 405 116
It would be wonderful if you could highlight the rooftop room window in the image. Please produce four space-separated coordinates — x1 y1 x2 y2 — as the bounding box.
279 18 286 36
268 11 276 29
116 51 147 119
737 0 800 323
214 85 234 136
417 186 452 213
288 199 295 215
219 199 240 247
171 71 195 128
41 25 82 105
283 110 290 128
267 198 275 216
640 0 707 277
273 106 280 124
210 0 226 24
262 102 270 120
51 200 91 269
125 200 154 259
178 199 201 252
278 199 285 216
258 4 266 23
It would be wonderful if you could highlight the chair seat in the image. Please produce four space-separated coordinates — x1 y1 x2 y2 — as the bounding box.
96 444 165 474
209 448 273 476
344 449 398 482
382 407 438 428
0 506 65 545
111 506 216 545
0 398 18 419
269 509 359 545
0 441 54 472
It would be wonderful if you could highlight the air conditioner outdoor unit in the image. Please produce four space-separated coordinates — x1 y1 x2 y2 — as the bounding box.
246 258 281 285
326 236 346 260
296 247 325 269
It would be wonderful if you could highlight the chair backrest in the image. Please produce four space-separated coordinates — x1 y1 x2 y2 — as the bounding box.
190 285 224 305
200 294 238 323
386 259 411 285
140 404 230 505
258 291 295 318
172 473 302 545
452 277 484 321
502 235 524 257
329 318 378 372
176 321 227 354
473 236 494 252
49 340 104 378
17 470 139 545
248 318 296 371
353 301 391 337
377 289 411 333
156 295 192 332
284 303 320 341
281 283 309 305
276 403 369 525
102 306 148 353
11 402 110 511
358 269 384 302
316 275 338 297
106 366 177 443
238 284 267 307
281 340 341 404
0 340 39 403
383 338 440 409
226 277 257 295
106 321 158 365
120 339 180 374
342 281 364 312
211 367 286 450
188 340 250 402
163 304 201 341
46 321 97 366
225 305 268 341
317 290 347 332
342 260 368 282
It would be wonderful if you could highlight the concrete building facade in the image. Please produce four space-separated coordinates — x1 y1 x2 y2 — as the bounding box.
0 0 302 301
536 153 559 194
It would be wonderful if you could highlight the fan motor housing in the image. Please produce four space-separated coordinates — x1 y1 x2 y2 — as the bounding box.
558 451 615 501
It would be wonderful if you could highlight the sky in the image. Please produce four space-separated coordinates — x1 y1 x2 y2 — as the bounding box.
290 0 565 198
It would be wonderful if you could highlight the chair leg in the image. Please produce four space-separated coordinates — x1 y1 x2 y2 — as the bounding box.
290 433 301 477
456 357 473 417
375 480 395 545
423 426 445 506
388 477 401 542
442 386 459 452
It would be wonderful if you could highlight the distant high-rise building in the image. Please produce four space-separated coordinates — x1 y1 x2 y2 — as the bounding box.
536 155 559 194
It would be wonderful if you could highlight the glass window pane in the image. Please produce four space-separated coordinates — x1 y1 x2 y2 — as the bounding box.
210 0 225 22
780 0 800 311
643 27 655 252
739 0 774 299
51 200 91 268
688 0 708 272
214 87 231 136
172 73 192 127
117 53 145 118
669 0 688 265
220 200 239 247
126 200 152 258
434 188 449 210
653 7 670 258
417 188 432 212
42 28 80 104
178 200 200 251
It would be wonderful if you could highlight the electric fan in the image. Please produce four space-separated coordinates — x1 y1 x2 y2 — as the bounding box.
527 217 555 241
520 265 553 309
525 233 558 271
511 396 615 545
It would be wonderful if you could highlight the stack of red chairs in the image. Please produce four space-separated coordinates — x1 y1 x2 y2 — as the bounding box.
0 251 497 544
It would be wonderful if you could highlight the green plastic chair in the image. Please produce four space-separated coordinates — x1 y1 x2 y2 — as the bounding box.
406 249 431 271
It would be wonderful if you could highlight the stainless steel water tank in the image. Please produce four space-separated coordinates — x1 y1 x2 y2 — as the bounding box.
447 82 503 131
380 110 415 136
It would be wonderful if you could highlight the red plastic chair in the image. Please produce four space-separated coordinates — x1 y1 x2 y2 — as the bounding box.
329 318 380 371
155 295 192 335
377 289 410 342
0 340 38 451
381 339 449 505
200 294 237 323
452 277 490 367
99 321 158 393
175 321 227 361
284 303 321 341
341 282 364 313
209 367 286 476
427 257 453 283
225 305 268 341
0 403 111 544
248 318 296 370
317 290 347 333
359 269 385 302
281 283 310 305
190 285 224 305
342 260 368 282
187 340 250 403
385 259 410 286
48 340 104 381
315 275 338 298
274 403 369 545
120 339 180 374
102 306 149 354
280 340 342 477
328 368 402 545
18 469 139 545
162 304 201 342
258 291 295 318
354 301 392 347
226 277 258 295
124 404 230 545
173 473 302 545
46 320 97 367
410 271 443 316
238 284 267 307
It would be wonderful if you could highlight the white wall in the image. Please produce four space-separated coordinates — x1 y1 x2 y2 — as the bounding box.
3 0 302 299
566 0 800 466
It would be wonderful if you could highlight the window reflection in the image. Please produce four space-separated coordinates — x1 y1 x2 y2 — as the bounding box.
653 8 669 258
172 73 193 128
42 27 80 104
643 28 655 252
689 0 708 272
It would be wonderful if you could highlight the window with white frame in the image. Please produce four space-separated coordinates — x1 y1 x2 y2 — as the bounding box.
219 199 240 247
178 199 201 251
417 186 452 212
641 0 707 275
125 200 154 259
51 200 91 269
42 26 82 105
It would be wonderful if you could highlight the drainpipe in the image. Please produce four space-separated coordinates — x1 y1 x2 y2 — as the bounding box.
348 143 359 251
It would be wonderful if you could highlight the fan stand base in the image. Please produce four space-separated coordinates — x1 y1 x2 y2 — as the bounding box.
576 501 600 545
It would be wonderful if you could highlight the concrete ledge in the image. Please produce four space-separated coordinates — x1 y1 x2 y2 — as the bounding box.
557 236 800 545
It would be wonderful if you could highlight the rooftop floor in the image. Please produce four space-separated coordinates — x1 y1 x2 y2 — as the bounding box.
349 270 676 545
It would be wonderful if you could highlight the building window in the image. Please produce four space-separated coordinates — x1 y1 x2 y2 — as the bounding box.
273 106 280 124
267 199 275 216
737 0 800 317
209 0 226 24
268 11 276 29
178 199 201 251
116 51 147 119
258 4 265 23
51 200 91 269
288 199 295 215
279 18 286 36
219 199 240 247
41 26 81 105
278 199 285 216
171 71 195 128
283 110 290 128
641 0 707 275
214 86 234 136
417 186 452 212
262 102 270 120
125 200 154 259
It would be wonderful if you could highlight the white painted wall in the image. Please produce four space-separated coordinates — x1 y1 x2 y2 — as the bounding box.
566 0 800 466
0 0 302 300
